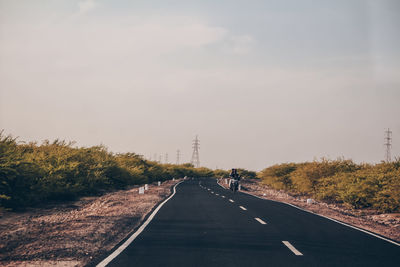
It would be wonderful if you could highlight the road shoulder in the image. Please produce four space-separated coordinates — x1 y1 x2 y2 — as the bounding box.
0 180 181 267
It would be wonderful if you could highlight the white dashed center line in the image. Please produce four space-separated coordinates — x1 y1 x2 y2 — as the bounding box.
229 199 234 203
282 241 303 256
216 193 219 196
239 206 247 211
255 218 267 224
207 189 210 191
221 196 226 198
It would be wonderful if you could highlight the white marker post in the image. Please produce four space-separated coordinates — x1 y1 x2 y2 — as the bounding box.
224 179 228 184
139 187 145 194
144 184 148 190
172 178 175 181
158 181 161 186
307 198 314 204
238 185 241 191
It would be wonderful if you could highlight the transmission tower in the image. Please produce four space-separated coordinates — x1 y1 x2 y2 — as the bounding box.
165 153 169 164
384 128 392 162
176 149 180 165
191 135 200 168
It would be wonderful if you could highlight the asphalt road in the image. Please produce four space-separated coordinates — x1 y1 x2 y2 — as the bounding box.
102 178 400 266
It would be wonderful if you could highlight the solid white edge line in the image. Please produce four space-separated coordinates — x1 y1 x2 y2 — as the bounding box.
255 217 267 224
227 183 400 247
282 241 303 256
96 181 184 267
239 206 247 211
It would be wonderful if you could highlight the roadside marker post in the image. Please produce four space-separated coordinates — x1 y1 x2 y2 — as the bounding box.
144 184 148 190
139 187 145 194
158 181 161 186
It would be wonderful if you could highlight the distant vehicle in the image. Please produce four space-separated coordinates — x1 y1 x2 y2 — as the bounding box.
229 168 240 193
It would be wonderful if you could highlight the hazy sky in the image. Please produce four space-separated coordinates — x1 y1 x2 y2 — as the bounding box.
0 0 399 170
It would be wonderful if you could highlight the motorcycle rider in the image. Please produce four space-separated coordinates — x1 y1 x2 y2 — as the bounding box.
229 168 240 192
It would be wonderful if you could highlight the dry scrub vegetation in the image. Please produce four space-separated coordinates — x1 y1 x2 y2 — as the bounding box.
257 159 400 213
0 131 214 211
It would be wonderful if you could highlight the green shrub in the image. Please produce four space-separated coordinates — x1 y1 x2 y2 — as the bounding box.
0 132 225 210
258 159 400 212
258 163 297 190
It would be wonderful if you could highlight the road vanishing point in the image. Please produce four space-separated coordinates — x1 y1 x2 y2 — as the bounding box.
96 178 400 267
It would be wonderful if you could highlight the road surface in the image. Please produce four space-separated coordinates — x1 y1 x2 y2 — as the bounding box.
99 178 400 266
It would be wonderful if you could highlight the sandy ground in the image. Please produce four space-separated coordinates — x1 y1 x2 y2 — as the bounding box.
219 178 400 242
0 180 180 267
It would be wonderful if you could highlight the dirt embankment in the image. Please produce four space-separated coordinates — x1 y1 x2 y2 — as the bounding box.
0 180 180 267
220 178 400 242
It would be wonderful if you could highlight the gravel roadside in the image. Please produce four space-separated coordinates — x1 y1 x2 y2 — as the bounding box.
0 180 180 267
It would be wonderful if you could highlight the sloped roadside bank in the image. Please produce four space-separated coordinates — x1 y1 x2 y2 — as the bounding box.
219 178 400 243
0 180 181 267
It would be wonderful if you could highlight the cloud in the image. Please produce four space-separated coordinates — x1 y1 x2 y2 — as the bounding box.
0 11 373 105
0 14 234 79
0 13 255 112
227 35 256 54
77 0 97 15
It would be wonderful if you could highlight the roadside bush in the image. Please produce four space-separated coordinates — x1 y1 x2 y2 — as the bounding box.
237 168 257 179
0 132 221 210
258 163 297 190
290 159 358 194
213 169 230 178
258 159 400 212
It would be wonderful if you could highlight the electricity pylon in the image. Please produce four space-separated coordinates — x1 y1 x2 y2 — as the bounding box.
191 135 200 168
385 128 392 162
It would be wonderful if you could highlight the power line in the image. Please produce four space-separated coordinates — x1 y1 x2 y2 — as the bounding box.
191 135 200 168
384 128 392 162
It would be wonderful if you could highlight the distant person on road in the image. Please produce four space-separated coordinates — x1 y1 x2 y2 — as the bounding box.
229 168 240 192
